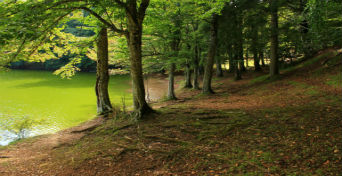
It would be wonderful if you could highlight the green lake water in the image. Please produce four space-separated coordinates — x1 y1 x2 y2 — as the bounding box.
0 70 132 145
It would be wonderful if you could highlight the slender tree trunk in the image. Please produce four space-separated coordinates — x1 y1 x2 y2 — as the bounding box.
216 54 223 77
252 25 261 71
237 13 245 72
270 1 279 77
184 62 193 88
202 13 218 94
95 27 113 116
167 63 177 100
125 1 153 118
246 49 249 68
234 49 242 80
228 46 234 73
193 43 200 89
299 0 310 58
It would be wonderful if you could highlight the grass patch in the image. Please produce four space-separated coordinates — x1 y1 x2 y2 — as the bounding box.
288 81 320 96
249 74 270 85
326 74 342 88
282 51 334 73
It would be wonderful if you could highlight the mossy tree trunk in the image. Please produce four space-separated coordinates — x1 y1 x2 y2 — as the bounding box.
125 0 153 118
202 13 219 94
95 26 113 116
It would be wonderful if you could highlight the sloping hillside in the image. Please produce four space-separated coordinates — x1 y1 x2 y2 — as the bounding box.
1 49 341 175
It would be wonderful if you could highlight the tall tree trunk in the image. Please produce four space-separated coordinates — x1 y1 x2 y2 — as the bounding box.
234 48 242 80
237 13 246 72
216 54 223 77
270 0 279 77
193 43 200 89
95 27 113 116
169 9 182 95
167 63 177 100
125 0 153 118
184 44 192 88
252 25 262 71
246 49 249 68
184 62 193 88
228 45 235 73
202 13 218 94
299 0 310 58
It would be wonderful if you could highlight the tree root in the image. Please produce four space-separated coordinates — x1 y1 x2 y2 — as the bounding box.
0 156 10 158
143 135 189 145
71 125 99 134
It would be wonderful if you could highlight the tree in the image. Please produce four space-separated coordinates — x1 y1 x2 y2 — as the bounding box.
124 0 154 117
202 13 219 94
95 26 113 115
269 0 279 77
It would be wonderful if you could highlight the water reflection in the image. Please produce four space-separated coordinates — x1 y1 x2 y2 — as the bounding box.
0 129 17 146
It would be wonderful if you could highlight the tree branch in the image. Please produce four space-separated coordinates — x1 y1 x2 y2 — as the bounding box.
138 0 150 23
54 6 127 34
46 0 86 10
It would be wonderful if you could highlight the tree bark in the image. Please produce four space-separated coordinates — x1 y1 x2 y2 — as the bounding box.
252 25 262 71
270 0 279 77
228 45 235 73
234 49 242 80
95 26 113 116
167 63 177 100
237 14 245 73
202 13 218 94
193 43 200 89
216 54 223 77
184 62 193 88
125 0 153 118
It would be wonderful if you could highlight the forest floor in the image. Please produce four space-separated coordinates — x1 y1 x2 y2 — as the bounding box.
0 49 341 175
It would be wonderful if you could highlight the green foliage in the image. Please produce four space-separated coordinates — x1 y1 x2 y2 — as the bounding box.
306 0 342 50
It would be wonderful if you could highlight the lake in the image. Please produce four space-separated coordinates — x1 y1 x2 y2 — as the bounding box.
0 70 134 145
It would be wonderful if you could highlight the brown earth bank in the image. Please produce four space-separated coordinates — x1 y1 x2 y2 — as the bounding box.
0 49 341 175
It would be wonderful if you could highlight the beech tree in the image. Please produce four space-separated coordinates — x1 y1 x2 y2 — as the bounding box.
95 26 113 115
